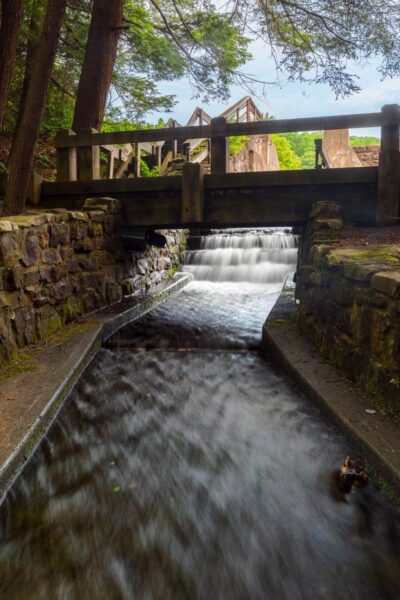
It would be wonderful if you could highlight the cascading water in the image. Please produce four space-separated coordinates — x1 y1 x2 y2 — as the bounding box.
183 229 298 283
1 229 400 599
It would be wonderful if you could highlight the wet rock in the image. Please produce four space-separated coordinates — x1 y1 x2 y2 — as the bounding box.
338 456 368 492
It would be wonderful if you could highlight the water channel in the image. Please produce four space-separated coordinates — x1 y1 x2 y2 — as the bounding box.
1 229 400 599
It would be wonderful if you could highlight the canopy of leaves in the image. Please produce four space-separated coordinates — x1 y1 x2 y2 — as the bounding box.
233 0 400 98
3 0 251 134
3 0 400 137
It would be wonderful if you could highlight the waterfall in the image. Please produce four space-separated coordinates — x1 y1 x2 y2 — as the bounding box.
183 228 298 284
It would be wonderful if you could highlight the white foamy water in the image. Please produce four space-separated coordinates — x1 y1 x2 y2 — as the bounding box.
183 229 298 283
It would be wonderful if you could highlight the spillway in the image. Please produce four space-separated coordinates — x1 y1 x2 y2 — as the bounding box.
0 228 399 599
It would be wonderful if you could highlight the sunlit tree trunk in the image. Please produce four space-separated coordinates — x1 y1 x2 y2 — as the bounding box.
0 0 25 128
4 0 67 215
72 0 124 132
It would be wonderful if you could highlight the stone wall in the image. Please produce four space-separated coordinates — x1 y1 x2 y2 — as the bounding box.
0 197 186 361
296 202 400 411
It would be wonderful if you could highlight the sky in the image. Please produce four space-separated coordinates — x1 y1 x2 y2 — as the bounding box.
150 39 400 138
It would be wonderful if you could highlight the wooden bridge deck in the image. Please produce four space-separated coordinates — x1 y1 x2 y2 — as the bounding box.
42 102 400 228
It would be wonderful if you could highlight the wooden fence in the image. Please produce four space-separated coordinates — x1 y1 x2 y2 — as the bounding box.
53 103 400 226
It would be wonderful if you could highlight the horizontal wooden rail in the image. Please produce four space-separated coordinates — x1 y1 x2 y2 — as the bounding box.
42 166 378 197
55 109 400 149
41 166 379 227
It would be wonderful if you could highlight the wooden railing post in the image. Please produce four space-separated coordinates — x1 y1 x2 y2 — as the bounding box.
377 104 400 225
183 142 190 163
77 128 100 181
181 162 204 223
211 116 229 174
55 129 77 182
172 119 178 158
155 144 162 170
134 142 141 178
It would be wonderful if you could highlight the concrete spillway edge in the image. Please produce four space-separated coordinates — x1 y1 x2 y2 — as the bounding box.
262 280 400 495
0 273 191 503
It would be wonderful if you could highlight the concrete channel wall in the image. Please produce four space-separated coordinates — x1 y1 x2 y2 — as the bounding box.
296 202 400 411
0 198 186 360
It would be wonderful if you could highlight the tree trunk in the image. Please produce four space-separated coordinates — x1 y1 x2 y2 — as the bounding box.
4 0 67 215
14 0 47 140
72 0 123 132
0 0 25 128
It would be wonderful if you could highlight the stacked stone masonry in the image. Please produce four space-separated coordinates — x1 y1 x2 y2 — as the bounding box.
296 202 400 411
0 198 186 361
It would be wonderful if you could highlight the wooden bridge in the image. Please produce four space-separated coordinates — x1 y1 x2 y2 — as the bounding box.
41 101 400 228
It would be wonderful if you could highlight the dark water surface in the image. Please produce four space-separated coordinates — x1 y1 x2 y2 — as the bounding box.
1 231 400 599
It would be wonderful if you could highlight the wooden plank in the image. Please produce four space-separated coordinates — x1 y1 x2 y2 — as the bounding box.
206 167 377 188
77 128 100 181
181 163 204 223
42 178 376 228
134 143 141 178
54 110 399 149
211 117 229 174
42 175 182 196
204 183 377 227
219 95 251 119
191 147 209 164
43 168 376 198
55 125 213 148
28 171 43 205
56 129 77 182
377 104 400 225
122 194 182 227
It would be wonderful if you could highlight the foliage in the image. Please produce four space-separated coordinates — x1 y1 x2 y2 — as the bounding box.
349 136 380 147
3 0 252 134
272 132 380 169
4 0 399 138
229 136 249 156
140 159 159 177
235 0 400 98
271 134 302 170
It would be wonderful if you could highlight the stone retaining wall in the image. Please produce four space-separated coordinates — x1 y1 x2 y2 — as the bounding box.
296 202 400 411
0 198 186 361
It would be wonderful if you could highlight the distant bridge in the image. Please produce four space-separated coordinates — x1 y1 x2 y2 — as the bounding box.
41 101 400 228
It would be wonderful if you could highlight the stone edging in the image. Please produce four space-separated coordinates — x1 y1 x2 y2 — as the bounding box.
0 273 191 502
261 278 400 494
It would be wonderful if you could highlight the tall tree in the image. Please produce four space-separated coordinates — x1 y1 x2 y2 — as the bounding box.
0 0 25 128
72 0 124 131
4 0 67 215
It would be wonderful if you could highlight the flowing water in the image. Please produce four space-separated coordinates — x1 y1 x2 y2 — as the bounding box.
1 229 400 599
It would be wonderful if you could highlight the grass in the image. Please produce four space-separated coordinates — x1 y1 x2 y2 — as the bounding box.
0 321 95 383
0 351 37 382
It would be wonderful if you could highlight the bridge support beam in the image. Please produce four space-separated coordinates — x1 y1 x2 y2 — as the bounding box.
211 117 229 174
56 129 77 182
77 128 100 181
181 163 204 223
377 104 400 225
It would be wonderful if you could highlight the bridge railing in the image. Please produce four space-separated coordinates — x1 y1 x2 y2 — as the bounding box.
54 104 400 225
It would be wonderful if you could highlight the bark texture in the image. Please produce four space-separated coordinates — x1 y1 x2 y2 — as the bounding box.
72 0 123 132
0 0 25 128
4 0 67 215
